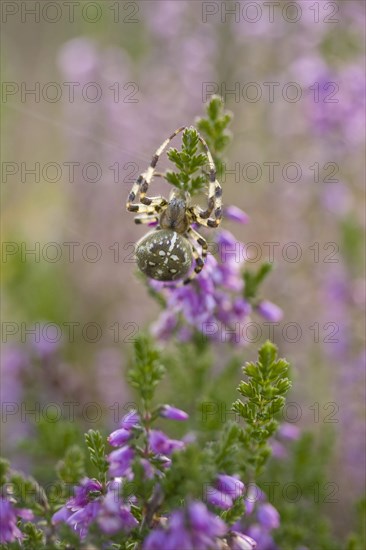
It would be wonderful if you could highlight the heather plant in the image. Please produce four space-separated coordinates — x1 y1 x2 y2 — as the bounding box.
0 97 363 550
0 338 290 549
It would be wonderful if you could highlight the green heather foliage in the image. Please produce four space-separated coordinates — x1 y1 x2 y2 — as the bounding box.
233 341 292 478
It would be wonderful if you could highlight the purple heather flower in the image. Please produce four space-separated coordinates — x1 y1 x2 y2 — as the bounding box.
67 501 101 538
256 301 283 322
217 474 245 499
213 263 244 293
188 500 227 536
52 477 103 538
257 503 280 530
52 504 72 524
208 474 244 510
140 458 155 479
278 423 300 441
53 477 139 539
207 486 234 510
163 521 192 549
159 455 172 469
244 484 265 515
0 498 33 544
151 310 178 341
224 206 249 224
228 532 257 550
231 481 281 549
149 430 185 455
16 507 34 521
144 501 227 550
108 428 132 447
216 232 244 278
232 486 280 550
149 227 277 347
160 405 189 421
233 298 252 317
108 445 135 477
120 410 140 430
168 266 217 326
68 478 102 510
143 528 167 550
97 492 138 535
216 228 241 250
270 440 288 460
150 231 251 348
246 524 278 550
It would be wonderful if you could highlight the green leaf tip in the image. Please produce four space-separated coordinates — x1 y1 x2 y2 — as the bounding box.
232 341 292 477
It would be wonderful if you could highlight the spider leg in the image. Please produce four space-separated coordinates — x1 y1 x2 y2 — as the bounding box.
139 126 186 205
151 172 166 178
126 202 161 214
142 196 168 207
181 228 208 285
126 127 186 211
193 134 223 228
126 175 167 211
138 174 173 206
133 213 159 226
189 208 220 228
183 246 202 284
187 226 208 266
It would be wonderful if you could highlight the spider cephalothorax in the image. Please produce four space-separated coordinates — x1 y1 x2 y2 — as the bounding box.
126 127 222 285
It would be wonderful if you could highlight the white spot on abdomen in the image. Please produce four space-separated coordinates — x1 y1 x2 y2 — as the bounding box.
168 232 178 254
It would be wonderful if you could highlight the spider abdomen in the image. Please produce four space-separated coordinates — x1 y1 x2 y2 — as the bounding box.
135 229 193 281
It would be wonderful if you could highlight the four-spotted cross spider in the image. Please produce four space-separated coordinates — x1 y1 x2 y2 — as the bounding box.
126 127 222 285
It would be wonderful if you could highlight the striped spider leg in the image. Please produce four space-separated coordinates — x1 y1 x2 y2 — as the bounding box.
133 213 160 226
181 226 209 285
126 126 186 213
190 134 223 228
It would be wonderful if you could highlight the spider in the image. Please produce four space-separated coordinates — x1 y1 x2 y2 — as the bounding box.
126 126 222 285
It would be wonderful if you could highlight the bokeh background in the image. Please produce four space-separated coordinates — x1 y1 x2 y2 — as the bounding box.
1 0 365 540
